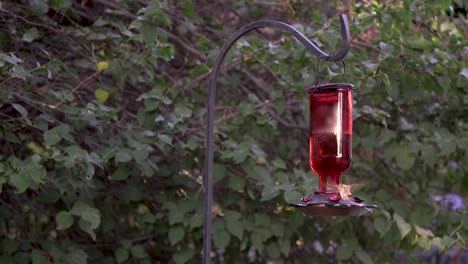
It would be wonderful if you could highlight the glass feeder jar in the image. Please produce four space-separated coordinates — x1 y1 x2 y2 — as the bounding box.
308 83 354 193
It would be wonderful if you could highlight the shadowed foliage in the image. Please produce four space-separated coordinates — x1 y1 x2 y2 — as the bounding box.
0 0 466 263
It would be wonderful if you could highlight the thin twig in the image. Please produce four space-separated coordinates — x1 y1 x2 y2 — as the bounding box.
167 32 207 62
53 72 99 108
351 40 380 51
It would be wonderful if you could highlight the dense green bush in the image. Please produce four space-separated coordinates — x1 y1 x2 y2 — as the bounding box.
0 0 466 263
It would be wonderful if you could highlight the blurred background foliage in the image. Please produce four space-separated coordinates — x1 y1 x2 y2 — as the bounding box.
0 0 466 263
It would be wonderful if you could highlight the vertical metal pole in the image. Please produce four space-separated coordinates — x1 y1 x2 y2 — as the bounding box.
203 15 350 263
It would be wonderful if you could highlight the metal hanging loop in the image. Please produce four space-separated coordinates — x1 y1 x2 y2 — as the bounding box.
203 14 351 264
314 58 322 88
340 60 347 82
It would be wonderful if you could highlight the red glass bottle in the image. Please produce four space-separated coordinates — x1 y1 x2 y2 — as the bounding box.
308 83 354 193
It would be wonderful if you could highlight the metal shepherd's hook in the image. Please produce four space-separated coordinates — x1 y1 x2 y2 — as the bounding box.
203 14 351 264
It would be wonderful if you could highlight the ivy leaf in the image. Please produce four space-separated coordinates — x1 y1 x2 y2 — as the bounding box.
56 211 74 230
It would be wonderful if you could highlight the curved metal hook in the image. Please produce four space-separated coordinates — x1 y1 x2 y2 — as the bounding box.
203 15 351 264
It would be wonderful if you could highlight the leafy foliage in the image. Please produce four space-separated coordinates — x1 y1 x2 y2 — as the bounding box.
0 0 466 263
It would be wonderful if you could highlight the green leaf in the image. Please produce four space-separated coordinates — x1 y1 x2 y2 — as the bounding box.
95 88 110 103
283 189 302 203
22 28 40 43
336 245 353 260
28 0 49 15
67 247 88 264
261 186 280 201
115 149 132 163
111 167 130 181
0 53 22 65
173 249 193 264
132 148 149 163
71 201 101 230
374 217 391 237
393 213 412 240
168 207 184 225
254 213 271 227
213 229 230 252
232 142 249 164
355 248 374 264
12 103 28 117
272 158 287 169
395 147 414 170
175 105 192 118
158 134 173 145
169 226 184 245
140 24 162 44
31 250 50 264
11 65 30 80
44 129 62 145
460 68 468 79
78 218 96 240
115 248 129 264
0 176 6 193
9 172 32 193
382 72 399 98
130 245 146 259
189 213 203 229
226 217 243 240
97 61 109 72
56 211 74 230
213 164 226 183
436 136 457 156
420 144 437 168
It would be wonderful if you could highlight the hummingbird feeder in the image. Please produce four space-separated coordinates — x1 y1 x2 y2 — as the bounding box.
203 14 376 263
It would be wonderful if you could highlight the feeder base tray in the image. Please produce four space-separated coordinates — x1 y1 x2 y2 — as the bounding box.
290 193 377 217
